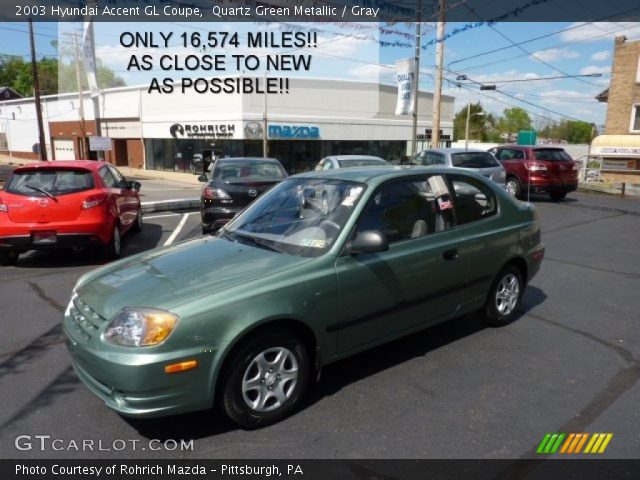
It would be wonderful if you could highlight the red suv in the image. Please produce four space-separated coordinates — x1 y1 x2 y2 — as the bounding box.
0 161 142 266
492 145 578 201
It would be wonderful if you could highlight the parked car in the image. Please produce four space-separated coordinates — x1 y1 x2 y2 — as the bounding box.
63 166 544 428
492 145 578 201
412 148 506 186
198 157 287 234
0 161 142 266
314 155 391 170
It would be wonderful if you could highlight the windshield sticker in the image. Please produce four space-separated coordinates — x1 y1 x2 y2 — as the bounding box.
300 239 326 248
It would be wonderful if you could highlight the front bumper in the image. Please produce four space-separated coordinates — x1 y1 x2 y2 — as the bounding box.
63 313 219 418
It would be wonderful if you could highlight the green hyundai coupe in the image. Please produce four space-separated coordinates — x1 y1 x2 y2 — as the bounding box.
63 166 544 428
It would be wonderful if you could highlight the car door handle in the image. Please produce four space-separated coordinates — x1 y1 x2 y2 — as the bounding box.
442 248 459 261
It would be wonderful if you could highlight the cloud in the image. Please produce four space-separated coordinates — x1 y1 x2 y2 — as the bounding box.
591 50 610 61
532 48 580 62
580 65 611 75
347 63 394 82
560 22 640 43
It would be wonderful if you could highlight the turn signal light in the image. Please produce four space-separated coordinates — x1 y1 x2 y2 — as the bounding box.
525 162 547 172
203 187 231 200
164 360 198 374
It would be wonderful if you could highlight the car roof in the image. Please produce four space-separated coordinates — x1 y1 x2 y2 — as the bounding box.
216 157 281 163
325 155 387 162
419 148 490 154
495 144 566 151
13 160 104 172
295 165 482 184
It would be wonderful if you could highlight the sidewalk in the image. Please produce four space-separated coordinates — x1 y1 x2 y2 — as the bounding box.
0 154 202 185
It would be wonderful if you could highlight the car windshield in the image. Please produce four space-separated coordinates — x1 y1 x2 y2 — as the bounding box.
534 149 573 161
214 161 285 181
451 152 500 168
220 178 366 258
6 169 94 196
337 158 388 168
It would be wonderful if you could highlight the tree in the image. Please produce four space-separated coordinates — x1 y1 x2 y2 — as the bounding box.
0 41 125 97
453 102 490 142
498 107 532 134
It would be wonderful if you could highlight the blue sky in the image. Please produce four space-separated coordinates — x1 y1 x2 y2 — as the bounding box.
2 21 640 127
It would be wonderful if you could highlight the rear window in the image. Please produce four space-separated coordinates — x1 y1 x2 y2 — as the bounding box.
451 152 500 168
533 149 573 161
337 159 388 168
214 162 285 180
6 169 95 196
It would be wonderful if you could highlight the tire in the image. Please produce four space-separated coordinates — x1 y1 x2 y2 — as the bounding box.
103 224 122 261
219 331 310 429
482 265 524 327
549 191 567 201
505 177 522 199
0 251 19 266
131 207 143 233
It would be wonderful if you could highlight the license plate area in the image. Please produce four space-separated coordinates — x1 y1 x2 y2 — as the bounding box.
32 231 57 245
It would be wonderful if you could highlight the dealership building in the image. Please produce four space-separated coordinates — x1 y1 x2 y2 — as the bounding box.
0 76 454 174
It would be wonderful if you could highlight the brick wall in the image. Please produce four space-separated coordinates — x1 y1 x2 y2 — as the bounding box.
605 37 640 135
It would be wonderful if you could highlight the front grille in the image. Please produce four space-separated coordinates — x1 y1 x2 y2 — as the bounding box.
68 296 105 339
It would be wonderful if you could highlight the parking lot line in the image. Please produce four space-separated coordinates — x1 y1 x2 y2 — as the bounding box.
164 212 195 246
144 213 183 220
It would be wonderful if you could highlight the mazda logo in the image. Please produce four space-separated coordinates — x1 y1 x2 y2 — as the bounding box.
248 190 258 197
244 122 263 140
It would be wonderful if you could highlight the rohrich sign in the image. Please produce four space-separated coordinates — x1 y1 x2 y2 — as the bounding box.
170 123 235 138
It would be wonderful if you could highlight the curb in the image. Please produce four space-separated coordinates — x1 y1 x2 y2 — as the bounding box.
141 198 200 214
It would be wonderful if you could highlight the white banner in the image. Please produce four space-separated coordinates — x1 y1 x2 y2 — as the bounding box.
82 21 99 97
394 58 415 116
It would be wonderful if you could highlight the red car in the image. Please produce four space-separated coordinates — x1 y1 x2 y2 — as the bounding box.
491 145 578 201
0 161 142 266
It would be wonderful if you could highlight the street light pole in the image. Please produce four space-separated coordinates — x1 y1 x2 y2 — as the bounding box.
431 0 445 149
410 0 422 157
464 106 484 150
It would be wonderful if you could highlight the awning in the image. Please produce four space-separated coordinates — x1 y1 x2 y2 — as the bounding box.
590 135 640 157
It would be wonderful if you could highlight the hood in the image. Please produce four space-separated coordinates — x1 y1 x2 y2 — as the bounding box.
76 236 309 320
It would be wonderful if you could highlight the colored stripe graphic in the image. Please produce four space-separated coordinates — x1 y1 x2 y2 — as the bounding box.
537 433 613 454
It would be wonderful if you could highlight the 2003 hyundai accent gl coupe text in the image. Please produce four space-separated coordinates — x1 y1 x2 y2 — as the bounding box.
63 166 545 428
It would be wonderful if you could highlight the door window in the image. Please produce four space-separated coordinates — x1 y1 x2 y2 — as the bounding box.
99 166 118 188
449 175 497 225
356 175 455 243
107 165 128 188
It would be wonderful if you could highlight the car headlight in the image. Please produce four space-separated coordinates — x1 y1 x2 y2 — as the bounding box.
104 308 179 347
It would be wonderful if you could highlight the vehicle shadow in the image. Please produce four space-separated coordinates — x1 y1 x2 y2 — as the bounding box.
10 223 164 269
127 286 547 440
520 193 578 204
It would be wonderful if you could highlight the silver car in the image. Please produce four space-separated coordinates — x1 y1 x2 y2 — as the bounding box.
412 148 506 185
314 155 391 170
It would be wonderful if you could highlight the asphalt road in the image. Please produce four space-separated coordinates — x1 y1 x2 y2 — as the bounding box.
0 193 639 459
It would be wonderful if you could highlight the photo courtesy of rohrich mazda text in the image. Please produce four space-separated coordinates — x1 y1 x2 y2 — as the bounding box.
1 1 639 479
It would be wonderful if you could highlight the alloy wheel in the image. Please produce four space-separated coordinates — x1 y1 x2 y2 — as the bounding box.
241 347 299 412
495 273 520 316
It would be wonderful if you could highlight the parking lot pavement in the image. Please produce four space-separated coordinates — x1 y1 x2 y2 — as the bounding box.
0 192 639 459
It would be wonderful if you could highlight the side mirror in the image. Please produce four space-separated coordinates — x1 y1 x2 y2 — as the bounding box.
128 181 141 191
347 230 388 255
197 174 208 182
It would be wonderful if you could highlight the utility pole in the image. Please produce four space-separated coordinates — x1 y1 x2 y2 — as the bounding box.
464 105 484 150
410 0 422 157
65 32 87 159
431 0 445 149
263 70 268 158
28 19 47 161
